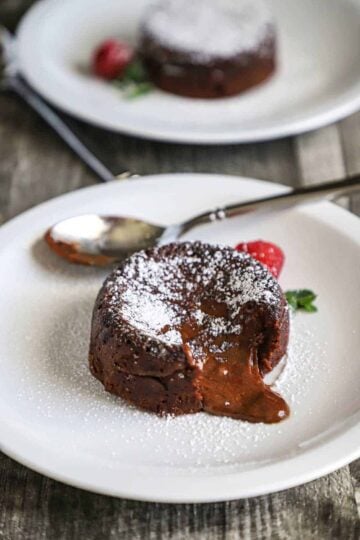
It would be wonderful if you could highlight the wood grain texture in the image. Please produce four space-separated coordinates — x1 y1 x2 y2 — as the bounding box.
0 18 360 536
294 125 346 183
0 96 93 219
294 124 349 208
0 453 359 540
65 115 299 186
339 112 360 216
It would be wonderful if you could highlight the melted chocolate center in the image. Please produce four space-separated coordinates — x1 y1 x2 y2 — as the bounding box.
181 300 289 424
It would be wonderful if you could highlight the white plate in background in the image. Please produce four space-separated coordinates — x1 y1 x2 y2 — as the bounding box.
17 0 360 143
0 174 359 502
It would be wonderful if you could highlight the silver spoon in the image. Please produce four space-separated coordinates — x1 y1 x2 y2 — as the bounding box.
0 26 133 183
45 175 360 266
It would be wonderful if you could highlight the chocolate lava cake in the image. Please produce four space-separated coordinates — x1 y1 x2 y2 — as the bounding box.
139 0 276 98
89 242 290 424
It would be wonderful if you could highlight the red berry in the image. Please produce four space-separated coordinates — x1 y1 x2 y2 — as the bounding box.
93 39 133 80
235 240 285 278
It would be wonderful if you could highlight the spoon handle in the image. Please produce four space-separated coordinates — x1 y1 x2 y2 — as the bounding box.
181 175 360 232
6 75 132 183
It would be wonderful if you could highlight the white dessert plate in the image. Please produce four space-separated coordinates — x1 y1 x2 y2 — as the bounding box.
0 174 359 503
16 0 360 144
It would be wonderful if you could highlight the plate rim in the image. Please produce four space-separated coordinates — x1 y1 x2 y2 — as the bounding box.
16 0 360 144
0 173 360 502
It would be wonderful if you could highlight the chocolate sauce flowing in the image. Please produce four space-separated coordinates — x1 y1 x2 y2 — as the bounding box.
181 300 289 424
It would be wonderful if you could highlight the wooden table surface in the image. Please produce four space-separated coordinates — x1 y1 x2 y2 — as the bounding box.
0 4 360 539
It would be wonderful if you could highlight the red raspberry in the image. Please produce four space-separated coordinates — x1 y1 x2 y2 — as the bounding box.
235 240 285 278
93 39 133 80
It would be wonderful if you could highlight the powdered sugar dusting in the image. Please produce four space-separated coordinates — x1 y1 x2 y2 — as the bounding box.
143 0 274 61
104 242 280 346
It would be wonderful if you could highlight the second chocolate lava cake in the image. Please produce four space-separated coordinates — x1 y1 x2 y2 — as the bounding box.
139 0 276 98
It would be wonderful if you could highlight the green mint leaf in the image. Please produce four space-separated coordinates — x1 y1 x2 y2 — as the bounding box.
285 289 318 313
285 291 298 310
126 81 153 99
303 303 318 313
295 289 317 306
112 60 153 99
123 60 148 83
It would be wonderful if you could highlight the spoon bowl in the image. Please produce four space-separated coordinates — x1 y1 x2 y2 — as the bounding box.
45 214 165 265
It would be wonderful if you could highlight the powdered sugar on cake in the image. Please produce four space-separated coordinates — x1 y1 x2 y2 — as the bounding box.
105 242 279 347
142 0 274 61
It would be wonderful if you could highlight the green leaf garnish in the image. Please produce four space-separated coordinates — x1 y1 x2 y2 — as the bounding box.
112 59 153 99
126 81 153 99
285 289 318 313
123 60 148 83
285 291 298 310
303 303 317 313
